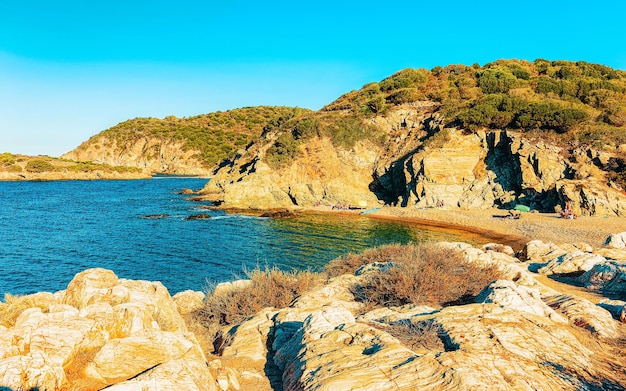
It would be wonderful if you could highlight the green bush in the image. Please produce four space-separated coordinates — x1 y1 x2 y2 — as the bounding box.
511 67 531 80
386 88 422 105
360 96 387 115
266 133 300 168
25 158 55 173
0 153 15 166
456 94 529 130
536 76 562 95
477 68 518 94
514 102 588 132
379 68 428 92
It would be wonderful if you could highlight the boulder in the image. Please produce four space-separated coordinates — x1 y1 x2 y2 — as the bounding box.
542 294 620 339
185 213 212 220
141 214 170 219
63 268 119 309
538 250 606 276
104 357 217 391
578 260 626 293
84 330 205 385
475 280 567 323
594 247 626 261
212 279 252 297
603 232 626 249
0 268 211 391
173 290 206 316
220 308 276 361
519 240 565 264
482 242 515 256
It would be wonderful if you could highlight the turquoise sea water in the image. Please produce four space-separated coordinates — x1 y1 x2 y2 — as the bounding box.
0 178 483 296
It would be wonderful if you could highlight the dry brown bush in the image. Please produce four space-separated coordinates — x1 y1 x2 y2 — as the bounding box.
191 267 323 352
385 321 445 353
324 244 408 278
350 243 502 308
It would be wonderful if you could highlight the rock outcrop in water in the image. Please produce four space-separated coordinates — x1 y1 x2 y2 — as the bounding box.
1 234 626 390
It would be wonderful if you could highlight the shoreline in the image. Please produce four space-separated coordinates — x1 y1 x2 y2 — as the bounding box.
199 202 626 250
363 206 626 249
287 205 626 250
363 209 530 250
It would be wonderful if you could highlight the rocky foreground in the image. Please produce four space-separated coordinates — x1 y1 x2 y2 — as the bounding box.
1 235 626 390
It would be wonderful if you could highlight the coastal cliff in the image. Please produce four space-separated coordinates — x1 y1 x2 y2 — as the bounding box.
201 104 626 216
1 234 625 390
198 60 626 216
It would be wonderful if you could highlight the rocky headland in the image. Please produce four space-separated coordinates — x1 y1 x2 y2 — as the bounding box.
0 154 151 181
1 232 625 390
200 106 626 217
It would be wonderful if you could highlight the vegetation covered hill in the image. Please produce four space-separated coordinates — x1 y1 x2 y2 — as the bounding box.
66 60 625 180
268 59 625 168
67 106 310 172
202 60 626 215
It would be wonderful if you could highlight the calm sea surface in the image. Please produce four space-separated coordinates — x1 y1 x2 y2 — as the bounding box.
0 178 485 296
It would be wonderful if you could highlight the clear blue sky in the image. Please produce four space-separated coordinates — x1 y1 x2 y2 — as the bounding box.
1 1 625 156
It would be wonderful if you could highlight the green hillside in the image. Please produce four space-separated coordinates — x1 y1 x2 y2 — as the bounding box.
263 60 626 180
78 106 310 168
325 59 626 145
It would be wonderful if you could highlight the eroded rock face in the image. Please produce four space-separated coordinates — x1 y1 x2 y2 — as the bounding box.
200 105 626 215
202 137 382 209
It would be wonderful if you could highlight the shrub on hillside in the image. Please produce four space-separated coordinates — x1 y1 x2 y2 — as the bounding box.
340 243 502 308
266 133 300 168
379 68 428 92
386 88 423 105
25 158 55 173
477 68 520 94
0 153 15 166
